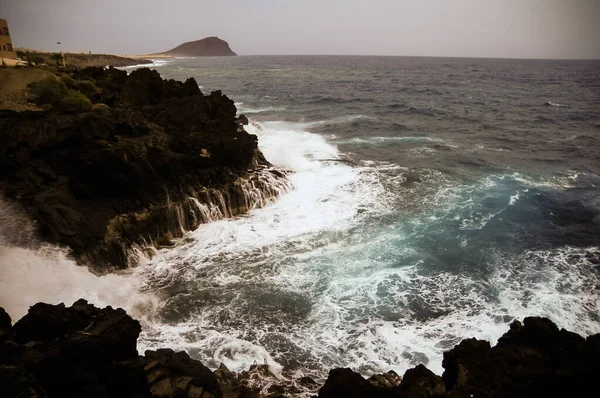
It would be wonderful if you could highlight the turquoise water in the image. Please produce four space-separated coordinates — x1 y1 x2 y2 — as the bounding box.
130 57 600 379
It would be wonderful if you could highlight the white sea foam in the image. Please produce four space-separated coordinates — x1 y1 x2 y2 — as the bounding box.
0 199 157 322
2 109 597 392
545 101 568 107
512 171 581 190
136 120 394 370
508 192 520 205
135 120 600 386
235 102 286 114
260 115 375 131
119 58 174 70
337 136 446 147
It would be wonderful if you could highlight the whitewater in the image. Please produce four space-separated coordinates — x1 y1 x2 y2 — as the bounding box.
1 56 599 387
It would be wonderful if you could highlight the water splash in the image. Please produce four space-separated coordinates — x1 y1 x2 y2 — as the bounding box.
0 198 157 322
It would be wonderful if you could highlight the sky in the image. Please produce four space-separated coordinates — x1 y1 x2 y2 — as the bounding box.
2 0 600 59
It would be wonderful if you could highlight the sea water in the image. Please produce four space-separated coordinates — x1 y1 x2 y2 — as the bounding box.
1 56 599 383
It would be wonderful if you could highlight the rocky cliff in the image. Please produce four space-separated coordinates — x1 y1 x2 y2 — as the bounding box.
0 67 289 269
163 37 237 57
1 301 598 398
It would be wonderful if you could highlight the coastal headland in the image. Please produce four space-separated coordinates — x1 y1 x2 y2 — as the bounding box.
0 65 289 270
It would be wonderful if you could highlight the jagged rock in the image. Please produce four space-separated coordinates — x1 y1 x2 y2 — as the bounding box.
318 368 376 398
442 317 600 397
2 301 599 398
298 376 318 389
368 371 402 389
172 375 193 395
398 365 445 397
319 317 599 398
0 307 12 343
145 349 222 398
0 300 143 397
214 363 232 382
150 377 173 397
0 67 290 269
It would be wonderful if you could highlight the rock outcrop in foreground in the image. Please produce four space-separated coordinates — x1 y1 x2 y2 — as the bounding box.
0 67 289 269
163 37 237 57
1 301 598 398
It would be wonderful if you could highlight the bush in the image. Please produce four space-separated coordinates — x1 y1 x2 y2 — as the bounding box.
91 103 110 113
61 75 76 88
28 76 69 105
28 76 92 112
60 91 92 112
74 80 99 98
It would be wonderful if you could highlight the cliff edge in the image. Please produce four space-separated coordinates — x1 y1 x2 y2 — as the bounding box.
163 37 237 57
0 67 289 270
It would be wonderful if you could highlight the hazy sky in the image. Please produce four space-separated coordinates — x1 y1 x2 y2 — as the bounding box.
2 0 599 59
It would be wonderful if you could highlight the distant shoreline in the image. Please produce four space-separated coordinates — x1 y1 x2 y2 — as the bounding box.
14 49 153 69
125 53 173 60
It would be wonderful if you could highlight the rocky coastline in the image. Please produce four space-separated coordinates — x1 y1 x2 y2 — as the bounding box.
15 50 152 70
1 300 598 398
1 67 598 397
0 66 291 270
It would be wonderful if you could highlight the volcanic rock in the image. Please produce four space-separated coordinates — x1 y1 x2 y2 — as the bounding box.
0 67 289 269
1 301 599 398
318 316 600 397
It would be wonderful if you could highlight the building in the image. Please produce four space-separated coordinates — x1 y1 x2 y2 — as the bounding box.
0 19 17 60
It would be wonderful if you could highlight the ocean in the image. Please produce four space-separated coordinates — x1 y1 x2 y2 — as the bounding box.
2 56 600 385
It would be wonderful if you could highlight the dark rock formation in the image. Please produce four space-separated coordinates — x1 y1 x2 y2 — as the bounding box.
0 67 289 269
1 300 598 398
318 317 600 398
0 300 221 398
162 37 237 57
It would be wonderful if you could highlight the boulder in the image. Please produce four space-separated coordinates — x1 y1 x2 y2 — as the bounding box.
318 368 378 398
145 349 222 398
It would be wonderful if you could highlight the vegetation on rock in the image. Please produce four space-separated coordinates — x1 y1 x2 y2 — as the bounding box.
27 75 92 112
2 67 286 269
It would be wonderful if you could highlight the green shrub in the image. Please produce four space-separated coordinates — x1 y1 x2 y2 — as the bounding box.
61 75 76 88
60 91 92 112
28 76 69 105
28 75 92 112
74 80 99 98
91 103 110 113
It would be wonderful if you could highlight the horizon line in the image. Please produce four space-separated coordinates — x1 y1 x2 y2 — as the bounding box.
14 47 600 61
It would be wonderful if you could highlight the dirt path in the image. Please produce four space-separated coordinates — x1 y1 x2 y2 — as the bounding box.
0 68 50 111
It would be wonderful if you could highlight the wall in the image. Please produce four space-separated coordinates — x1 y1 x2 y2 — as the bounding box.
0 19 17 60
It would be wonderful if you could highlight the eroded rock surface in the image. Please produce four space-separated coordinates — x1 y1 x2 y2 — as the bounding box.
1 300 598 398
318 317 600 398
0 67 289 269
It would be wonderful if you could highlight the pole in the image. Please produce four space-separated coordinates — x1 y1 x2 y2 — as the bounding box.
56 42 65 69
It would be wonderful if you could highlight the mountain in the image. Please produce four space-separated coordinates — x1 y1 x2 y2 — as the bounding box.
162 37 237 57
